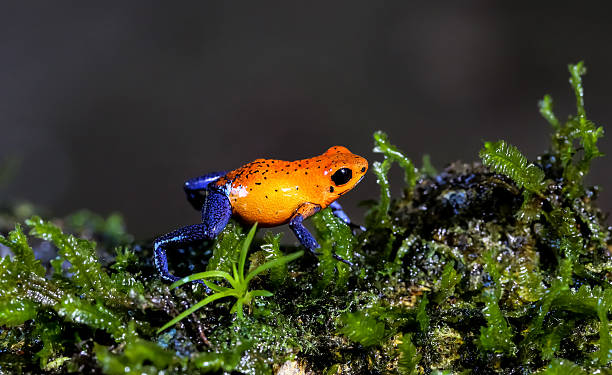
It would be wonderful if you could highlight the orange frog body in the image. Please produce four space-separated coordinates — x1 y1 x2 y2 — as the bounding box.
216 146 368 226
154 146 368 283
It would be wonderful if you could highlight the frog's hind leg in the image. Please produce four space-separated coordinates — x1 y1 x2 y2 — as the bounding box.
289 202 354 266
154 187 232 284
184 171 227 210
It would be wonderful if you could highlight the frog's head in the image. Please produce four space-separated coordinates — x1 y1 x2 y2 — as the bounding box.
321 146 368 203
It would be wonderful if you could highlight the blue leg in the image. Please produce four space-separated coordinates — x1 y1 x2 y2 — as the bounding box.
330 201 366 231
154 187 232 284
184 171 227 210
289 203 354 266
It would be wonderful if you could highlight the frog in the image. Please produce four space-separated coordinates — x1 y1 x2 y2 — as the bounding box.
153 146 368 283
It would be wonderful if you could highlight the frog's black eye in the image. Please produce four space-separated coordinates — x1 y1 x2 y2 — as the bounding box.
331 168 352 186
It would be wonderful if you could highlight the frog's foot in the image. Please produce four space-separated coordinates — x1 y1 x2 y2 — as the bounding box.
332 253 354 267
289 203 354 267
154 187 232 290
153 223 213 292
329 201 366 233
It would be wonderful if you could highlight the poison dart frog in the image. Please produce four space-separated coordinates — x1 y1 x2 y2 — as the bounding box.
154 146 368 283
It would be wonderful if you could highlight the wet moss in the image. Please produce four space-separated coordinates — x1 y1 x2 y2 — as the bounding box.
0 62 610 373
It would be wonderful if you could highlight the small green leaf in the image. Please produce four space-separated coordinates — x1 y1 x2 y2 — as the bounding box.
420 154 438 177
260 233 287 286
397 333 421 375
369 159 392 226
238 223 258 282
27 216 112 296
416 294 430 333
373 130 417 189
478 290 517 355
339 310 385 347
206 221 243 274
433 261 462 304
170 270 237 290
249 289 273 298
539 94 560 131
157 290 235 333
537 359 586 375
0 224 45 277
568 61 586 119
480 140 545 194
244 251 303 285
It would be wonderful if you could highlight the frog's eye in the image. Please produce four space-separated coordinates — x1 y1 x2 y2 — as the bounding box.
331 168 352 186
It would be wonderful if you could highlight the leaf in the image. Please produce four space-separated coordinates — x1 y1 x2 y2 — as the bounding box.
594 288 612 365
397 333 421 375
0 297 38 327
539 94 560 131
539 322 573 361
249 289 273 298
369 131 417 227
568 61 586 119
206 221 243 274
339 310 385 347
33 321 63 368
546 62 604 200
433 261 462 304
311 207 355 290
367 159 392 227
420 154 438 177
27 216 112 296
95 334 177 375
546 208 584 261
244 250 303 285
415 294 430 333
522 260 572 348
192 342 252 373
478 290 517 355
238 223 258 282
537 359 586 375
260 233 287 286
373 130 418 189
56 295 124 339
480 140 545 194
0 224 45 276
170 270 237 290
157 290 235 333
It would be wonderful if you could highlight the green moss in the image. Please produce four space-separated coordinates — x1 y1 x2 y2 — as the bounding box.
537 359 587 375
433 261 462 304
158 223 303 331
480 140 546 194
339 310 385 347
0 61 610 374
415 294 430 333
259 232 288 287
311 207 355 291
397 333 420 375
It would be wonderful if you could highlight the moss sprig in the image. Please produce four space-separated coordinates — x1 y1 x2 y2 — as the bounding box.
157 223 303 333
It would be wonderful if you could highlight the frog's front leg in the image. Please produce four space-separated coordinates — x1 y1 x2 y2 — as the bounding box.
289 203 354 266
184 171 227 210
329 201 366 231
154 187 232 283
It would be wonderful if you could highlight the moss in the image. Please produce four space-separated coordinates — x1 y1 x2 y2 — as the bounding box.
0 61 610 373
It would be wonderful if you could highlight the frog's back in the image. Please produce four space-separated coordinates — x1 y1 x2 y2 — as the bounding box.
213 146 368 226
215 157 320 226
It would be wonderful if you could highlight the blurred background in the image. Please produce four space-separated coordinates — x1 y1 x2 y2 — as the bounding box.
1 2 610 239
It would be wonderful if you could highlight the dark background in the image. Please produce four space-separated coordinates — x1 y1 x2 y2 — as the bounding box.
1 2 610 239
